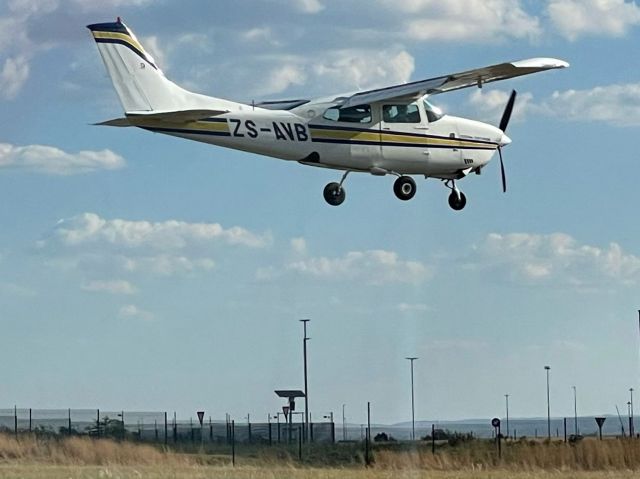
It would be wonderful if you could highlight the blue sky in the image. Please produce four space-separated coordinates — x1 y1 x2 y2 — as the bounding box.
1 0 640 426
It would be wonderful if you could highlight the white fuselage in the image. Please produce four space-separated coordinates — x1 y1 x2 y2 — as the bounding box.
138 98 504 180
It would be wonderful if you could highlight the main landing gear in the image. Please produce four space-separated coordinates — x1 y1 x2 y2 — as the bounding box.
323 171 349 206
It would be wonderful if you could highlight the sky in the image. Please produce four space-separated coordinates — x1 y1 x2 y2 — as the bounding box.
1 0 640 426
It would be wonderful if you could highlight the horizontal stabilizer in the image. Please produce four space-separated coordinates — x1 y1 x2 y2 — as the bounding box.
95 109 229 127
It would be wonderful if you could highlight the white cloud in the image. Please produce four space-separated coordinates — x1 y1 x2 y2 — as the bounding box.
43 213 269 277
544 83 640 127
0 143 125 175
122 255 216 276
397 302 431 313
290 237 307 255
470 233 640 287
53 213 271 250
0 56 30 100
378 0 541 42
290 0 324 13
468 89 535 125
82 280 137 295
119 304 154 322
286 250 430 285
547 0 640 40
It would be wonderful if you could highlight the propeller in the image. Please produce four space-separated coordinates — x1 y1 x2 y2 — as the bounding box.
497 90 517 193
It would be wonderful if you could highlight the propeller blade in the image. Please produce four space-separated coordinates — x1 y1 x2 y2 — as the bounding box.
498 147 507 193
499 90 517 133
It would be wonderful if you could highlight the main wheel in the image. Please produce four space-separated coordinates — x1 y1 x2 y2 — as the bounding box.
323 182 346 206
393 176 417 201
448 191 467 211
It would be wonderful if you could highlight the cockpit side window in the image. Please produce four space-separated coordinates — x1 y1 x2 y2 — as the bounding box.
423 99 444 123
323 105 372 123
382 103 421 123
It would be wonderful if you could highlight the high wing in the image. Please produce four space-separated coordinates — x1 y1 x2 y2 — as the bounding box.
339 57 569 108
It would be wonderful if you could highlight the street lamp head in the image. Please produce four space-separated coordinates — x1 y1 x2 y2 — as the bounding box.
544 366 551 370
405 357 418 361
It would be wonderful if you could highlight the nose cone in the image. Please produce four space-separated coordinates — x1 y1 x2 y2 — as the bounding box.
500 133 512 147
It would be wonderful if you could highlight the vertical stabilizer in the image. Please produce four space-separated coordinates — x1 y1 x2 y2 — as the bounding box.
88 19 239 113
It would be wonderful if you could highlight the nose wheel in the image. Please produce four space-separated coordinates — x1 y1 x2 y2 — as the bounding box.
393 176 416 201
444 180 467 211
323 171 350 206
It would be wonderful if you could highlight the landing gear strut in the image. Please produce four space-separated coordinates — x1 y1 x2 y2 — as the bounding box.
323 171 350 206
393 176 417 201
444 180 467 211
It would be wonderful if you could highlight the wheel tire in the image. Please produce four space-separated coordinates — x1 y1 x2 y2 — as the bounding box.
448 191 467 211
323 182 346 206
393 176 417 201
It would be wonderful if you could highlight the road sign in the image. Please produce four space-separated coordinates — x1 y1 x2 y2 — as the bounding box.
595 417 606 427
283 406 290 419
197 411 205 426
491 417 501 428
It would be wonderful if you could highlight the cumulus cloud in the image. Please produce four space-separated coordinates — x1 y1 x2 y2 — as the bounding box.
43 213 270 277
543 83 640 127
469 233 640 287
82 280 137 295
290 0 324 13
119 304 154 322
0 143 125 175
0 56 30 100
52 213 271 250
252 48 414 96
467 83 640 128
547 0 640 40
378 0 541 42
284 249 430 285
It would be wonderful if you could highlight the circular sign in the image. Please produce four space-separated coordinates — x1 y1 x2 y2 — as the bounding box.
491 417 501 428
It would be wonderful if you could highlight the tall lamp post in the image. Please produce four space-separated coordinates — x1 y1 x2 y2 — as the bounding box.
406 357 418 440
630 388 635 438
572 386 578 435
300 319 310 443
342 404 346 441
545 366 551 440
505 394 510 439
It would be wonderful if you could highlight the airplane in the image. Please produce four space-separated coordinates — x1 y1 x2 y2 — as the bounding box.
87 19 568 210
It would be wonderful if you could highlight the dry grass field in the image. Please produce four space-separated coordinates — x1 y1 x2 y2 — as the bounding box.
1 434 640 478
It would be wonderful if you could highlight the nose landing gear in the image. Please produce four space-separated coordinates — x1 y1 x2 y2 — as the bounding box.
444 180 467 211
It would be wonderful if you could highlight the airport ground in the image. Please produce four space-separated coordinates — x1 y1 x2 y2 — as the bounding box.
1 434 640 478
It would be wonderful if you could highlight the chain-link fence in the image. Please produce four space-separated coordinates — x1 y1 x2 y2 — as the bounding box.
0 408 335 445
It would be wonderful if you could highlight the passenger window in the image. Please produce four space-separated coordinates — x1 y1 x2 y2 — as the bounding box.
323 105 372 123
383 103 421 123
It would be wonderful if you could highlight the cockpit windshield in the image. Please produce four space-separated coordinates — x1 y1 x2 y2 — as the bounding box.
424 98 444 122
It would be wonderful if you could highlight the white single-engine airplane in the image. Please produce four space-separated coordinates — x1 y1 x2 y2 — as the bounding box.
88 19 568 210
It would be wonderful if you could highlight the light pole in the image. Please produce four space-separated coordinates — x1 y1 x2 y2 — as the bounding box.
545 366 551 440
300 319 310 443
631 388 635 438
342 404 346 441
406 357 418 440
505 394 510 439
572 386 578 435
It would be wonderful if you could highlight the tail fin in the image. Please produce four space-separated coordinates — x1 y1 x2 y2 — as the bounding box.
87 19 238 113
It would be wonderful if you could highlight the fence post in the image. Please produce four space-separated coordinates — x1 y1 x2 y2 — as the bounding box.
431 424 435 454
29 408 32 433
155 419 158 441
14 405 17 438
173 412 177 443
96 409 100 438
68 409 72 435
190 418 194 443
231 420 235 467
248 421 252 444
210 417 213 442
164 412 168 446
268 420 272 445
564 418 567 442
331 420 335 443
